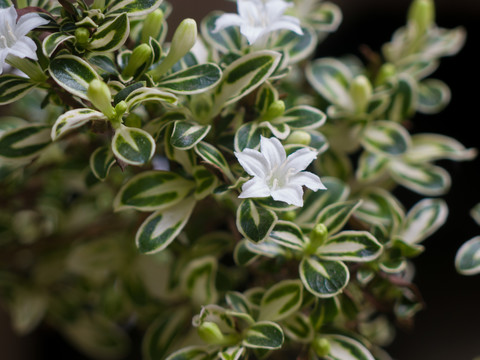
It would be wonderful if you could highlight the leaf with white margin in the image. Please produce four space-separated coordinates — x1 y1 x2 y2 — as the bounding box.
245 238 287 258
157 64 222 94
112 126 156 166
272 26 317 64
268 221 307 251
165 346 214 360
0 125 50 160
417 78 451 114
306 58 354 111
234 240 260 266
125 87 178 111
192 304 237 335
88 13 129 52
317 231 382 262
194 141 234 182
237 199 277 243
260 121 290 140
226 291 254 316
49 55 100 100
258 279 303 322
0 74 37 105
384 74 417 123
193 165 218 200
180 256 218 306
406 133 477 163
42 33 75 57
135 196 196 254
316 200 362 235
361 121 411 157
275 105 326 130
234 122 263 153
219 346 245 360
107 0 163 17
455 237 480 275
242 321 284 349
282 312 314 343
171 121 211 150
90 146 115 181
308 2 342 32
325 334 375 360
356 151 389 182
114 170 195 212
400 198 448 244
299 256 349 298
51 108 106 140
389 161 451 196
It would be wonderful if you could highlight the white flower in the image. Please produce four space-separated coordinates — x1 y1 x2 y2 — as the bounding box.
0 6 48 75
214 0 303 45
235 136 326 207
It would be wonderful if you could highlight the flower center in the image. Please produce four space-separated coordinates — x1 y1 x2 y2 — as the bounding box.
267 164 295 190
0 21 18 49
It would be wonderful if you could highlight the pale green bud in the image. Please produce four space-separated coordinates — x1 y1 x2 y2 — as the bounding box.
87 79 116 120
264 100 285 120
122 44 153 79
309 223 328 252
286 130 311 146
312 337 331 358
115 101 128 118
149 18 197 80
197 322 225 345
375 63 396 86
141 9 164 44
349 75 372 114
75 27 90 47
408 0 435 34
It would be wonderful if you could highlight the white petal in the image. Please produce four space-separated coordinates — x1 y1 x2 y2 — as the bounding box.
0 7 18 35
239 177 271 199
235 148 270 178
213 13 245 32
8 37 38 60
265 1 292 22
240 24 264 44
267 17 303 35
285 147 317 173
0 49 8 75
15 13 49 37
289 171 326 191
238 0 262 22
271 185 304 207
260 136 286 168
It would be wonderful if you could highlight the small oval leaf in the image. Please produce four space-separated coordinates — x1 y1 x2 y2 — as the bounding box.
112 126 156 166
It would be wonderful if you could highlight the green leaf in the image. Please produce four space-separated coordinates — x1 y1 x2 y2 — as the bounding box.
114 170 195 212
400 198 448 244
125 87 178 111
112 125 156 166
90 146 115 181
318 231 382 262
234 240 260 266
258 280 303 322
272 26 317 64
42 32 74 57
276 105 326 130
268 221 306 251
51 108 106 140
417 78 450 114
260 121 290 140
49 55 100 100
193 165 218 200
356 151 389 182
194 141 234 182
157 64 222 94
0 74 37 105
326 334 375 360
385 74 416 122
316 200 362 235
226 291 254 315
236 199 277 243
107 0 163 16
389 161 451 196
214 50 282 111
181 256 218 306
135 196 196 254
455 236 480 276
245 238 287 258
88 54 119 75
192 304 237 335
243 322 284 350
306 58 353 110
234 122 263 153
165 346 213 360
361 121 411 157
171 121 211 150
299 256 349 298
219 347 245 360
282 313 314 343
0 125 50 160
256 82 278 115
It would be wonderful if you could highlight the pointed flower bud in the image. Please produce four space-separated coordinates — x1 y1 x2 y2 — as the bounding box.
149 18 197 81
408 0 435 34
349 75 372 114
308 223 328 252
197 322 225 345
122 44 152 79
141 9 164 44
87 79 116 120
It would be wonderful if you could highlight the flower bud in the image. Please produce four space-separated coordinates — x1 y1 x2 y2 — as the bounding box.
75 27 90 48
197 322 225 345
349 75 372 114
312 337 331 358
87 79 116 120
141 9 164 43
375 63 396 86
149 18 197 80
309 223 328 251
264 100 285 120
408 0 435 34
286 130 311 146
122 44 152 79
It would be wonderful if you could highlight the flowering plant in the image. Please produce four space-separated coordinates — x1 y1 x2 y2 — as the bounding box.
0 0 476 359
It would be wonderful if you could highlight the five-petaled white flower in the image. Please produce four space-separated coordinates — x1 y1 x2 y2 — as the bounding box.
214 0 303 45
0 6 48 75
235 136 326 207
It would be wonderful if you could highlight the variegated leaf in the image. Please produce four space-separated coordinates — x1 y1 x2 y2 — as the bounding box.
384 74 417 122
181 256 218 306
165 346 213 360
112 126 156 166
282 313 314 343
193 165 218 200
417 78 450 114
316 200 362 235
125 87 178 111
194 141 234 182
308 2 342 32
201 12 244 54
255 82 278 115
407 133 477 163
192 304 237 335
245 238 287 258
171 121 211 150
135 196 196 254
243 322 284 350
272 26 317 64
258 280 303 322
276 105 326 130
325 334 375 360
234 240 260 266
317 231 382 262
114 170 195 212
51 108 106 140
49 55 100 100
356 151 389 182
361 121 411 157
0 75 37 105
0 125 50 160
157 64 222 94
234 122 263 153
455 237 480 275
237 199 277 243
219 346 245 360
42 32 74 57
268 221 306 251
226 291 254 316
107 0 163 17
299 256 349 298
90 146 116 181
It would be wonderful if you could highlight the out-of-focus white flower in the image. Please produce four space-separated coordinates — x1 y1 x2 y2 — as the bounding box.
0 6 48 75
214 0 303 45
235 136 325 206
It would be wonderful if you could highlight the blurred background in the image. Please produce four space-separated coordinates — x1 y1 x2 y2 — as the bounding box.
1 0 479 359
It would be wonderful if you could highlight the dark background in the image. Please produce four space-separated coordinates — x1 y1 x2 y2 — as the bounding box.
1 0 479 359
